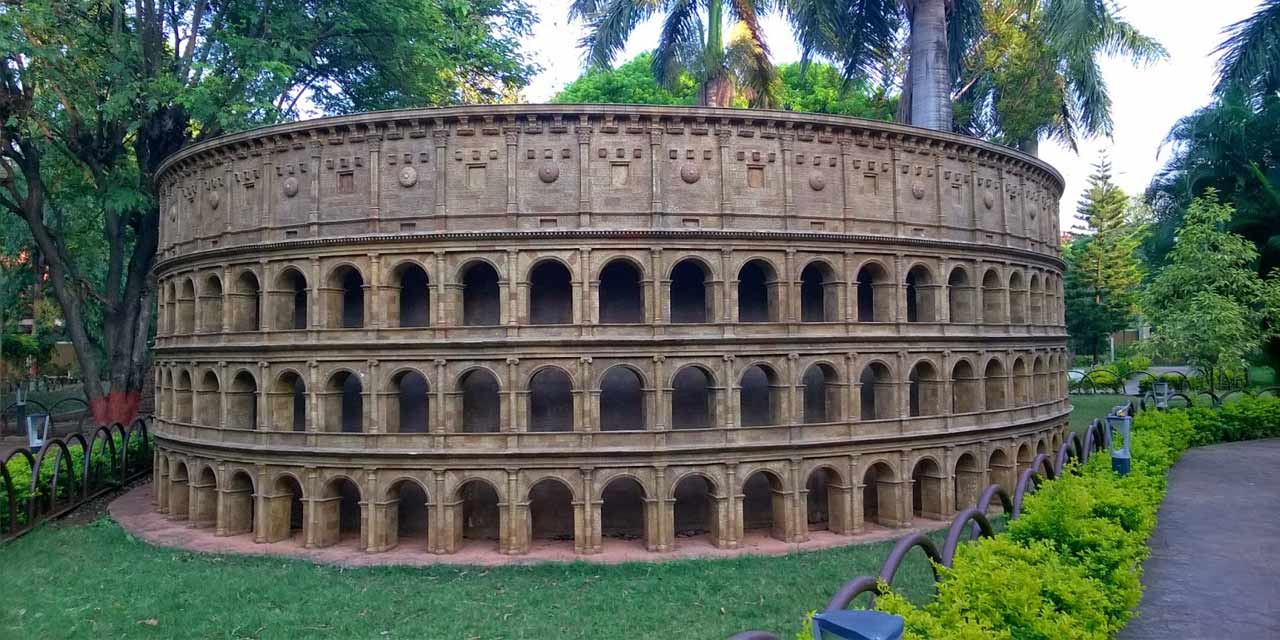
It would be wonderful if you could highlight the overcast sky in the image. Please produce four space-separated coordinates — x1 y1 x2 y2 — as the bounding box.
520 0 1261 229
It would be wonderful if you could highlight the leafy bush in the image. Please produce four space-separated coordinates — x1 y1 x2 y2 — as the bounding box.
1137 373 1190 393
1072 367 1124 394
1 433 148 529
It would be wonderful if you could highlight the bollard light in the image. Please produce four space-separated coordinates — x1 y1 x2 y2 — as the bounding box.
1154 381 1171 410
811 610 904 640
1106 408 1131 476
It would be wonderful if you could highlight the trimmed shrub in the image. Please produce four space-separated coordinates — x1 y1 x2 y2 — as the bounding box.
0 433 149 529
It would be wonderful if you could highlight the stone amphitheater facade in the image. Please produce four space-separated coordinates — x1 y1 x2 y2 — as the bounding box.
150 105 1069 556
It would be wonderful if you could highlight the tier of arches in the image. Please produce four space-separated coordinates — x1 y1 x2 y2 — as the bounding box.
154 351 1068 434
153 428 1064 556
156 253 1063 336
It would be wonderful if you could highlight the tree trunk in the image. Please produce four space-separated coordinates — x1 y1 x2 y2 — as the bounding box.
700 72 735 107
907 0 952 131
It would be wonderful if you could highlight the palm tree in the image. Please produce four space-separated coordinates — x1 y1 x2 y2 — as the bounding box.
570 0 778 108
1215 0 1280 99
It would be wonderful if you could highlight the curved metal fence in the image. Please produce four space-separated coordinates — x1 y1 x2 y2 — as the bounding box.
1 416 153 542
729 405 1124 640
1 397 92 438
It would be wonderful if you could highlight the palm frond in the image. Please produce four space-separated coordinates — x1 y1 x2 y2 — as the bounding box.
1214 0 1280 97
1098 16 1167 64
575 0 665 69
1066 54 1111 138
946 0 983 83
725 21 780 107
652 0 703 88
781 0 902 85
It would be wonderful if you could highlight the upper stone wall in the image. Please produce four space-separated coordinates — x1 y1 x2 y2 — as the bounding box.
155 105 1064 261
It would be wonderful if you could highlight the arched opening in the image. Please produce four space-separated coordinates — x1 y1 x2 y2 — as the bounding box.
862 462 897 527
275 268 309 330
459 369 500 433
175 370 193 423
672 474 718 546
1029 274 1044 324
327 266 365 329
908 361 942 417
599 366 645 431
324 371 363 433
800 262 837 322
191 466 218 527
228 371 257 430
988 449 1013 493
984 359 1007 410
947 267 974 322
981 269 1004 323
742 470 785 541
392 263 431 328
905 265 935 322
953 453 982 511
600 477 648 549
671 366 714 430
1033 357 1049 402
528 260 573 325
1008 271 1027 324
457 480 500 550
197 370 220 427
268 475 305 544
223 471 255 537
806 467 844 532
232 271 262 332
318 478 362 548
200 275 224 333
461 262 501 326
739 364 781 427
272 371 307 432
528 479 574 547
177 278 196 334
859 362 893 420
598 260 644 324
528 368 574 432
1016 443 1034 477
387 370 429 434
951 361 980 414
164 281 176 335
384 480 429 552
856 263 892 322
669 259 711 323
1036 439 1048 456
737 259 777 323
911 458 944 520
802 363 840 423
1012 358 1030 406
169 461 190 518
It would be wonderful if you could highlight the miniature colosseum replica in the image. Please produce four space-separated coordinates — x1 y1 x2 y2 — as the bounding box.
150 105 1069 557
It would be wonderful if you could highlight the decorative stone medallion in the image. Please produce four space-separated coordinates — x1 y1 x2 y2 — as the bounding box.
983 190 995 210
398 166 418 188
207 190 220 209
282 177 300 198
809 173 826 191
911 181 926 200
538 164 560 184
679 163 700 184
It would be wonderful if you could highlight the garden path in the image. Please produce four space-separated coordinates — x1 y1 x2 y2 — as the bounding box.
1121 438 1280 639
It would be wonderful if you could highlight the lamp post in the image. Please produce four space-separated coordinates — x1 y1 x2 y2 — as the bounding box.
1106 408 1131 476
1153 380 1171 410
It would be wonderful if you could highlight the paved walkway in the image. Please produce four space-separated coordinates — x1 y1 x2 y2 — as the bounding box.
1122 438 1280 639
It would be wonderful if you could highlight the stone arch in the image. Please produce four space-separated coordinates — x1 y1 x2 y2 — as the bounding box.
598 258 644 324
221 470 255 537
669 258 712 323
271 369 307 432
600 476 649 549
165 454 188 519
528 366 574 432
737 258 780 323
856 261 893 322
264 473 305 544
199 273 224 332
1033 356 1049 402
1029 273 1044 324
802 362 841 424
859 361 894 420
951 359 980 414
1008 270 1027 324
1016 442 1035 476
231 270 262 332
325 264 365 329
382 478 430 552
227 370 258 430
671 472 720 547
741 469 786 541
947 266 975 323
739 363 782 427
458 367 501 433
316 476 363 548
905 264 936 322
174 369 193 423
386 369 430 434
177 277 196 334
163 280 177 335
389 261 431 328
528 259 573 325
455 478 501 551
1012 357 1030 406
911 457 944 520
196 369 221 427
953 452 983 510
908 359 943 417
274 267 309 330
599 365 645 431
1036 438 1048 456
527 477 575 547
323 369 364 433
988 448 1014 493
861 460 900 528
671 365 716 430
981 268 1005 323
190 464 218 528
459 260 501 326
800 259 839 322
984 357 1007 410
805 465 847 532
158 369 172 418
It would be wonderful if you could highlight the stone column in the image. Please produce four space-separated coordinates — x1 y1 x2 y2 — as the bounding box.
649 125 664 226
504 125 519 217
576 121 592 226
432 128 449 217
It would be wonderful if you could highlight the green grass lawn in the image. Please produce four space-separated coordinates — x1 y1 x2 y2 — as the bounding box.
0 518 939 639
1068 394 1132 436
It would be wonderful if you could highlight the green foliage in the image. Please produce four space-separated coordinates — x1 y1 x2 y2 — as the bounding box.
1182 395 1280 445
1 433 149 529
774 63 897 120
553 53 698 105
1137 373 1191 394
